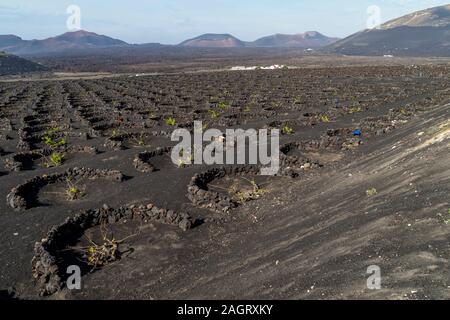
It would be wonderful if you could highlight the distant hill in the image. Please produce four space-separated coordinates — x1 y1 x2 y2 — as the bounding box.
381 4 450 29
0 51 47 75
326 4 450 56
1 30 338 56
0 30 128 55
50 30 127 47
180 32 338 48
179 34 246 48
0 35 24 47
250 31 339 48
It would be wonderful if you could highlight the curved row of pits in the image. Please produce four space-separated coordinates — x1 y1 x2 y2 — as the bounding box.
2 104 424 297
5 140 335 296
0 96 430 175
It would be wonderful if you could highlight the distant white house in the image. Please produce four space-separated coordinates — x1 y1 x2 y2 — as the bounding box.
230 66 258 71
231 64 286 71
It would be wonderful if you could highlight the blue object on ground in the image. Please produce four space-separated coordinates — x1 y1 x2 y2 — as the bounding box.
353 129 362 136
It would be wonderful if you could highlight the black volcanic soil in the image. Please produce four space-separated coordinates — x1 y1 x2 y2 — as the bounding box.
0 65 449 299
0 52 46 76
21 47 450 75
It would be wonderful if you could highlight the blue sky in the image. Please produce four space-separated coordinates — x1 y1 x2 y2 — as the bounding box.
0 0 448 43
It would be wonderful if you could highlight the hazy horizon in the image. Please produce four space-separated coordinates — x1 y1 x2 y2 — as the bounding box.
1 0 449 44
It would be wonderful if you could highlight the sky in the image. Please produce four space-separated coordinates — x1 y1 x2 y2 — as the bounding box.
0 0 449 44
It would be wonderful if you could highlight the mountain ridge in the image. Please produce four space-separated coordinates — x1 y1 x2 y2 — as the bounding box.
381 4 450 29
249 31 340 48
179 33 246 48
0 30 128 55
0 30 339 55
179 31 339 48
325 4 450 56
3 5 450 57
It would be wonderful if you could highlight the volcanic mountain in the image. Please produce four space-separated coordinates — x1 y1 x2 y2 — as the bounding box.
0 30 128 55
1 30 339 55
179 32 338 48
326 4 450 56
250 31 339 48
0 51 47 75
0 35 24 48
179 34 246 48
